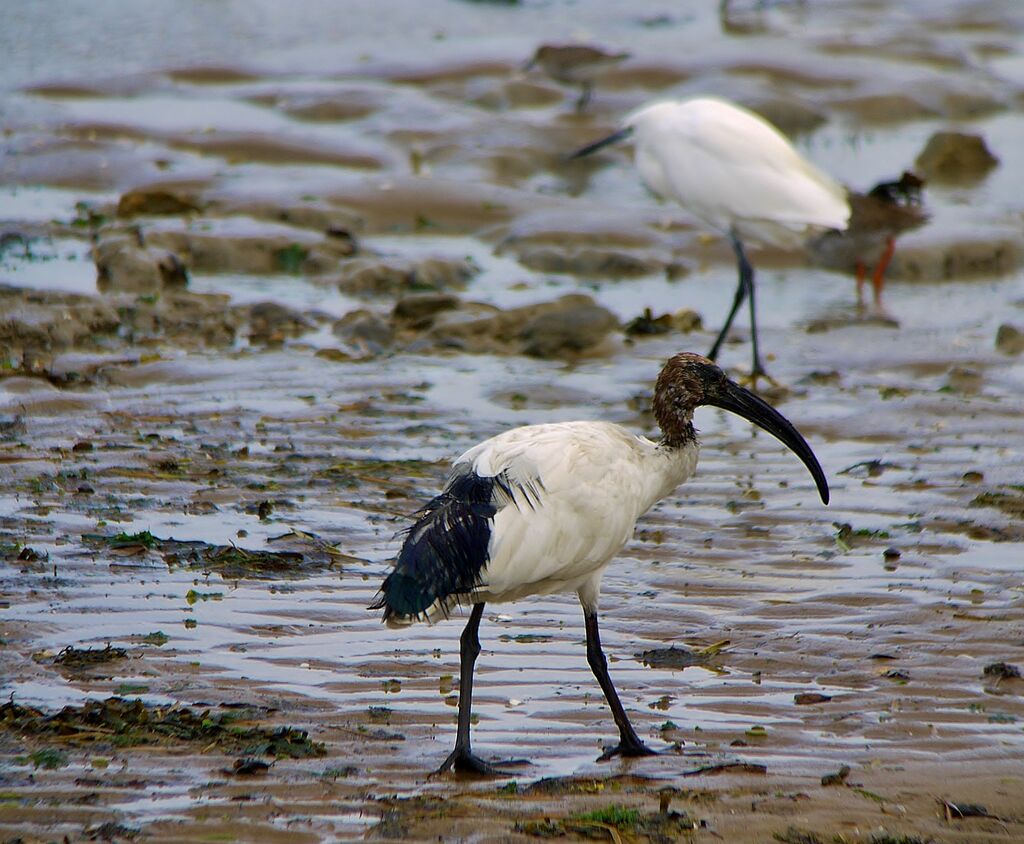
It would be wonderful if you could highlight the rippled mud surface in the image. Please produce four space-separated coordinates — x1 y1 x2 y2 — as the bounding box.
3 2 1024 842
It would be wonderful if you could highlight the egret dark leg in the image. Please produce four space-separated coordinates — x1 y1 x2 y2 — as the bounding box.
576 81 593 112
436 603 510 776
584 611 656 761
729 234 770 379
707 234 752 364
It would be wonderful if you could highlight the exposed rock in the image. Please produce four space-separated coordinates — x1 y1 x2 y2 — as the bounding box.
246 302 317 345
892 232 1021 280
118 292 239 350
625 307 702 337
521 305 619 357
336 256 477 297
332 309 394 355
0 286 121 357
144 220 352 275
748 98 827 135
117 187 202 218
429 294 617 358
831 94 938 124
995 324 1024 355
915 131 998 182
392 293 461 329
0 285 242 363
512 245 662 278
94 233 190 293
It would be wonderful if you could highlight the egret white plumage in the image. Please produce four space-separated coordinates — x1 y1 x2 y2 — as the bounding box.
370 353 829 775
571 97 851 379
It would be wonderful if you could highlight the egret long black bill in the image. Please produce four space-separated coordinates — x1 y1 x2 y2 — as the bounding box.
569 126 634 160
710 383 830 505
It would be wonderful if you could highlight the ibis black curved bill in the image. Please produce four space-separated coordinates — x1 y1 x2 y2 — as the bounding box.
569 126 634 160
710 382 830 505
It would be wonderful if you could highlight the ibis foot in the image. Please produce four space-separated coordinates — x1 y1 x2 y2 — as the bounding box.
436 748 524 777
596 740 658 763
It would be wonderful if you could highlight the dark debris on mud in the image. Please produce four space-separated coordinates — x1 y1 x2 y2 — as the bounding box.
81 529 340 579
0 697 325 758
53 644 128 668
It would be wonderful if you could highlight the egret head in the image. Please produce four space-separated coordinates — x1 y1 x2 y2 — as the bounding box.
569 100 680 160
653 353 830 505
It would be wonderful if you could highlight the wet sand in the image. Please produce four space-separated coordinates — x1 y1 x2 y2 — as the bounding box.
2 1 1024 842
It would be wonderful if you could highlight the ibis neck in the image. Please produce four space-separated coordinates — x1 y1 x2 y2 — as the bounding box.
658 419 696 450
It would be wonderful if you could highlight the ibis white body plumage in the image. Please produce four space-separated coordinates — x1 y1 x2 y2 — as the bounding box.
398 421 698 623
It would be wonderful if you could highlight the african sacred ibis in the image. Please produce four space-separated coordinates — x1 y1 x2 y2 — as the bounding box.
571 97 851 379
371 353 829 775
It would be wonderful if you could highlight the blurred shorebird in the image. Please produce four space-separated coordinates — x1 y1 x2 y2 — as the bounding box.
572 96 851 381
524 43 630 112
810 171 927 309
371 352 829 775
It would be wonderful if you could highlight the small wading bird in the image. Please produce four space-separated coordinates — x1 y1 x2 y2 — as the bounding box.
571 97 851 381
523 44 630 112
371 353 829 775
809 170 926 309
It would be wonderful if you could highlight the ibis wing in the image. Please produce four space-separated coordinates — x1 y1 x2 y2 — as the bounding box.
373 421 666 622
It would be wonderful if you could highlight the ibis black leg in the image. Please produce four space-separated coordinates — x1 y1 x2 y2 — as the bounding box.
436 603 508 776
708 234 752 364
584 611 656 761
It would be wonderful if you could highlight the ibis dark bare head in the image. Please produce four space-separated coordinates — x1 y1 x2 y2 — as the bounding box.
653 353 830 504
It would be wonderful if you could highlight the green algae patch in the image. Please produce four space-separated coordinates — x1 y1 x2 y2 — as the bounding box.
82 530 338 579
516 803 698 840
0 697 325 758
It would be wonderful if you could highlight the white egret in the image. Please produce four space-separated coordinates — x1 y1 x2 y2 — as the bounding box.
572 97 851 379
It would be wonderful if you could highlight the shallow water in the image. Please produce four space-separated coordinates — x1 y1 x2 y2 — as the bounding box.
3 1 1024 842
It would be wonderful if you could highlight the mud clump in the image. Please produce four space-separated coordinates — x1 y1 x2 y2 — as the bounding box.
144 221 354 275
335 255 477 297
392 293 461 329
332 309 395 355
511 244 663 278
915 131 998 182
116 186 202 218
969 489 1024 519
0 286 121 360
982 661 1021 680
638 646 711 670
325 293 620 359
0 697 325 757
995 324 1024 355
432 293 618 358
520 303 619 357
245 301 317 345
625 308 702 337
94 233 190 293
